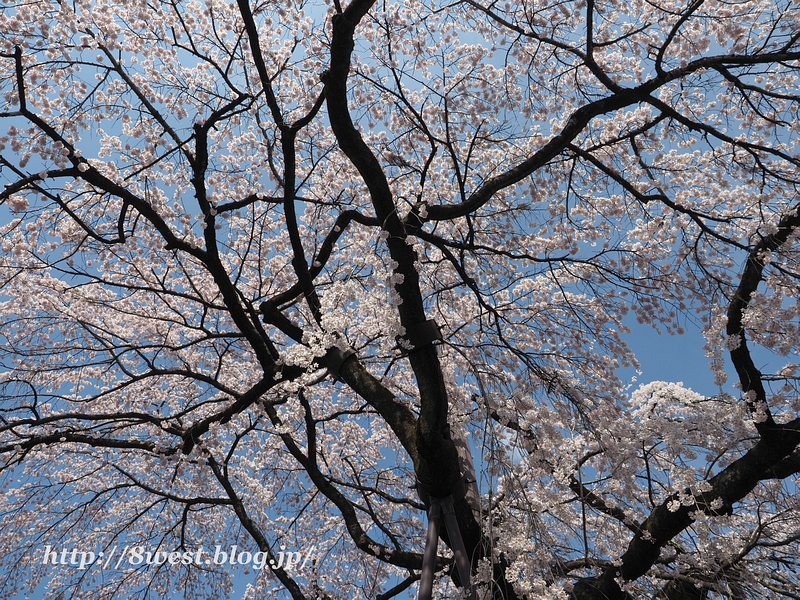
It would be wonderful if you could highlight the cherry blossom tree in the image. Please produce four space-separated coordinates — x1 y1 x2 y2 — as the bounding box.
1 0 799 598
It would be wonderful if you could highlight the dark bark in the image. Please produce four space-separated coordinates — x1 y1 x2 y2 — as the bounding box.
655 580 707 600
321 3 522 596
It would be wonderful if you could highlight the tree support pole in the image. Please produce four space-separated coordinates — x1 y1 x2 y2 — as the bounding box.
418 495 476 600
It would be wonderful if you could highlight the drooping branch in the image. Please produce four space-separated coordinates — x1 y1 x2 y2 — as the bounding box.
207 453 311 600
259 398 429 570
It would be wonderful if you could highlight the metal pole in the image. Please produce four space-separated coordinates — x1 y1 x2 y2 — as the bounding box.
418 498 442 600
441 495 476 600
418 495 476 600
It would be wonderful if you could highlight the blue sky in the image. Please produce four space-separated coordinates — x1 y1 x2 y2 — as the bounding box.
624 319 719 396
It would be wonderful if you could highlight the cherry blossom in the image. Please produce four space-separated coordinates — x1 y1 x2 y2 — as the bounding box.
1 0 799 598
